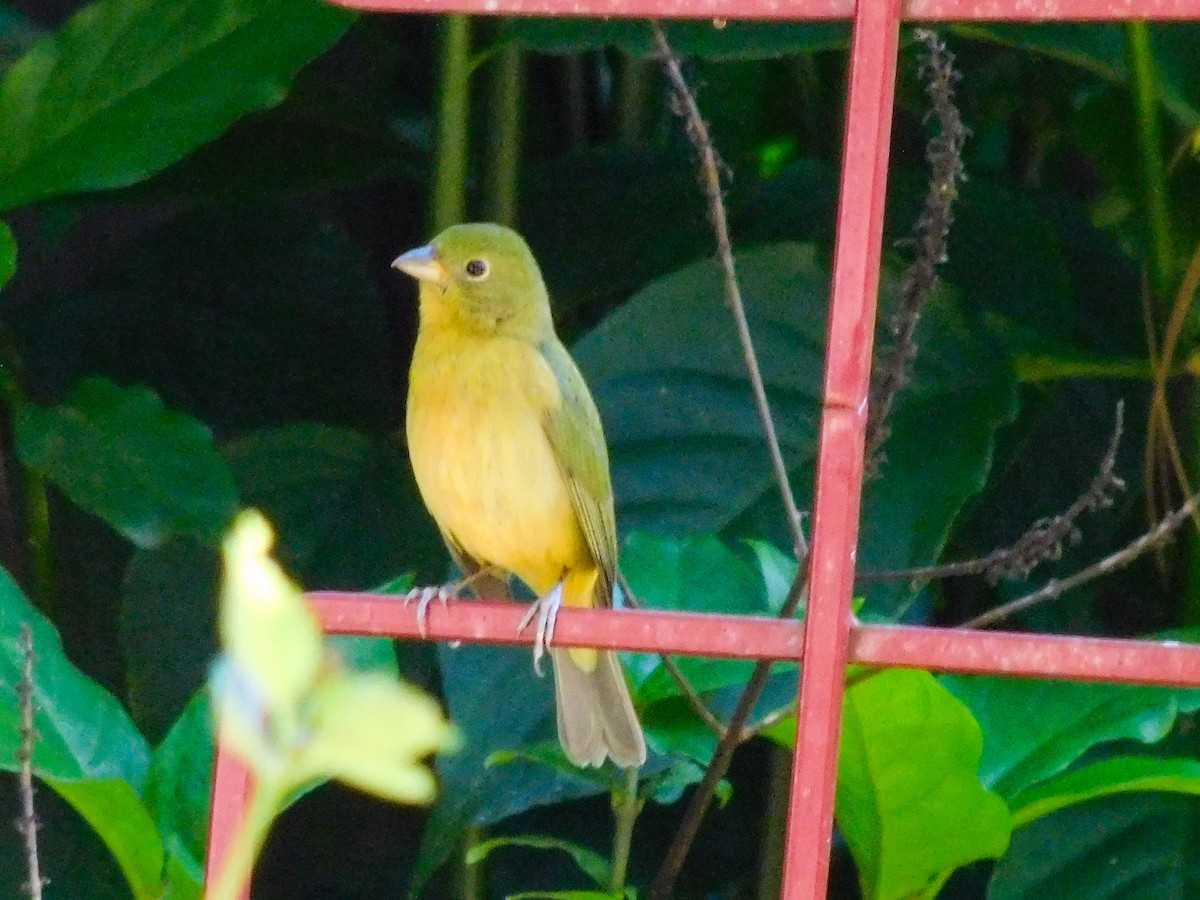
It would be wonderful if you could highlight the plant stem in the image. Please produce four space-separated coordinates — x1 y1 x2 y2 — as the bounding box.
432 15 473 232
1127 22 1175 304
484 41 524 228
459 823 485 900
206 776 286 900
609 766 640 893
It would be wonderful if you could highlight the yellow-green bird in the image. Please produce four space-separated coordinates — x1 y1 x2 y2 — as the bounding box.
393 222 647 769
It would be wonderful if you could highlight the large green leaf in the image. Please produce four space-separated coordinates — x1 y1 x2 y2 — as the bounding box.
572 242 1017 615
496 18 846 59
0 219 13 290
0 0 355 210
1010 756 1200 827
14 377 238 548
942 676 1200 800
836 669 1010 900
145 692 212 899
990 793 1200 899
0 566 163 898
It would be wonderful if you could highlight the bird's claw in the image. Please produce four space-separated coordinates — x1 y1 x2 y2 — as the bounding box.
518 582 563 677
403 584 452 637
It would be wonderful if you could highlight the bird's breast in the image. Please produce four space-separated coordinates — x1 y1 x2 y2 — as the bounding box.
406 329 587 593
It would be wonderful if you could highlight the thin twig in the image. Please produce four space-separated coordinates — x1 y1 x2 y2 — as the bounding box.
650 21 807 561
648 574 807 900
16 624 44 900
858 402 1126 585
648 23 817 898
865 29 968 470
962 485 1200 629
618 570 725 738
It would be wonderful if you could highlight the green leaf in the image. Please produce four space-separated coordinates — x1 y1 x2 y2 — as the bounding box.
836 669 1010 900
572 243 1016 616
14 377 237 548
0 0 356 210
1010 756 1200 827
0 566 163 898
942 676 1200 799
50 778 165 900
622 531 773 704
497 17 846 59
0 219 13 290
989 793 1200 899
468 834 612 890
144 692 214 877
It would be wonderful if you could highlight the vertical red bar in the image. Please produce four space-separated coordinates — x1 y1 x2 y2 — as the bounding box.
205 740 254 899
780 0 903 897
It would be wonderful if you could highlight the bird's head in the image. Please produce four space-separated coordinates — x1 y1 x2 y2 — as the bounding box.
393 223 553 338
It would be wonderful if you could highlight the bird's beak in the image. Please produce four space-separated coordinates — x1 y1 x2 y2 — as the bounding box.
392 244 449 283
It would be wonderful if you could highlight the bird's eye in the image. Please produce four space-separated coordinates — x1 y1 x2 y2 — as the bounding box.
464 258 489 279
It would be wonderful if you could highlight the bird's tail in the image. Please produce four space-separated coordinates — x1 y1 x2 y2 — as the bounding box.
551 647 647 768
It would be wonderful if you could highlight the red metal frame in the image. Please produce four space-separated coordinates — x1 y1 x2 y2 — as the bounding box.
205 2 1200 898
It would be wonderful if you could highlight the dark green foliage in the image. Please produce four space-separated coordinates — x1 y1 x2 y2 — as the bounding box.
0 3 1198 898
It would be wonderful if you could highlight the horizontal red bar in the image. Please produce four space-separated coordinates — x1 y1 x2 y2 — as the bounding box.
309 593 1200 687
328 0 1200 22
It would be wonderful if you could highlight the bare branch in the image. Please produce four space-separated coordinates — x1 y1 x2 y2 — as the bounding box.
865 29 968 470
16 624 44 900
859 402 1126 585
650 21 807 562
963 484 1200 629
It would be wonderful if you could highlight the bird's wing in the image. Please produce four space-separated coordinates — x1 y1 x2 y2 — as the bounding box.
536 337 618 608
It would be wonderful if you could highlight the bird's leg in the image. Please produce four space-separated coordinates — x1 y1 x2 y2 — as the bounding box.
517 580 564 677
403 566 506 637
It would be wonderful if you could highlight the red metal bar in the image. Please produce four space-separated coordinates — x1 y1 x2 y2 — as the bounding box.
205 741 254 900
310 594 1200 686
780 0 902 895
331 0 1200 20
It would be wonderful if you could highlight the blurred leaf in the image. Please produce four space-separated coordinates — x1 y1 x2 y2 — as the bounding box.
0 219 13 290
0 566 163 897
467 834 612 889
145 692 213 896
742 538 798 614
574 243 1016 616
0 0 356 210
942 676 1200 799
836 669 1010 900
989 793 1200 899
497 18 846 59
8 206 392 431
1010 756 1200 827
15 377 237 548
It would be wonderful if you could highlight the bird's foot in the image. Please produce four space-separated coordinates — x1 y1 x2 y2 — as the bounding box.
517 581 564 677
402 584 453 637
